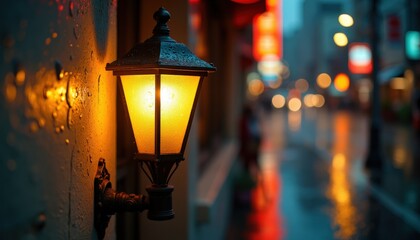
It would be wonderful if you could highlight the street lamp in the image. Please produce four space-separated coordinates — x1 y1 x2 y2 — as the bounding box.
94 7 215 239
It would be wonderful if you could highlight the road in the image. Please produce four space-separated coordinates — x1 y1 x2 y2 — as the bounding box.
228 108 420 240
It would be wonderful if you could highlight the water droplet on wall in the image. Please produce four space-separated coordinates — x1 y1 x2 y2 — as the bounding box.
15 70 25 86
4 72 16 102
43 87 52 99
38 118 46 128
30 121 39 132
32 213 46 232
45 37 51 45
55 61 64 80
73 26 79 39
65 139 70 144
52 111 58 119
67 109 73 129
5 82 17 102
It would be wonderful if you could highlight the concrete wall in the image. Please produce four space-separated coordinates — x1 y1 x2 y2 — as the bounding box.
0 1 117 239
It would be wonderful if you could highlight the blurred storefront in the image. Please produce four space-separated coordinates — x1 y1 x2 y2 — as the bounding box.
353 0 420 125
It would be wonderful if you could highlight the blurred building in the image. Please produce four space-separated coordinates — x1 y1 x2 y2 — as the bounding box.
284 0 354 108
352 0 420 123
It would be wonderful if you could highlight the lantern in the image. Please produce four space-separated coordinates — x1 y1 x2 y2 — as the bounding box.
95 7 215 238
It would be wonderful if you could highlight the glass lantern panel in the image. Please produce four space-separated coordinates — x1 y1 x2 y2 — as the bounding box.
160 74 200 154
120 74 155 154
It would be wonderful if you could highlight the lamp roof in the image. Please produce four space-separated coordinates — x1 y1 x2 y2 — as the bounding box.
106 7 216 74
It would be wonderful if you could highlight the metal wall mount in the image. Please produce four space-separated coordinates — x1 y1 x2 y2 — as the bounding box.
94 158 175 239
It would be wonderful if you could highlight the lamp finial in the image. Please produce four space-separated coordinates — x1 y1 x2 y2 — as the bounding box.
153 7 171 37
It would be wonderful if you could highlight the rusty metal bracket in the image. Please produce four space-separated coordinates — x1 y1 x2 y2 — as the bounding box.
94 158 149 239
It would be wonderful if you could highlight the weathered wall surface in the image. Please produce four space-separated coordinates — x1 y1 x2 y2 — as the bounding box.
0 1 117 239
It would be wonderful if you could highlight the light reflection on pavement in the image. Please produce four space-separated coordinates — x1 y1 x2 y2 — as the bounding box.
228 109 420 240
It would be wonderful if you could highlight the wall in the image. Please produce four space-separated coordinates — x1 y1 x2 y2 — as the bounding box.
0 1 117 239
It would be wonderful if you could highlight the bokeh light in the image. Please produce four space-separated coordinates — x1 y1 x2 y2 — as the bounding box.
333 33 348 47
304 94 325 108
334 73 350 92
268 78 282 89
338 14 354 27
304 94 314 107
272 94 286 108
317 73 332 89
313 94 325 107
248 79 265 96
295 78 309 93
288 97 302 112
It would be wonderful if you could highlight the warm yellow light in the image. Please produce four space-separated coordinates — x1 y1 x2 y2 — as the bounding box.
313 94 325 108
317 73 332 89
248 79 265 96
121 74 200 154
333 33 348 47
272 94 285 108
338 14 354 27
333 153 346 169
334 73 350 92
303 94 313 107
288 97 301 112
390 77 405 90
15 70 26 86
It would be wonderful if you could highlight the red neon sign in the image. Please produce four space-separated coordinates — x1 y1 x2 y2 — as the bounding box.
253 0 282 61
348 43 372 74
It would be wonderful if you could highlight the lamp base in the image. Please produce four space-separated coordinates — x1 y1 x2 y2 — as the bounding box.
146 185 175 220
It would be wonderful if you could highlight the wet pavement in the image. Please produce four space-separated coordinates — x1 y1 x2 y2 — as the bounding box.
227 109 420 240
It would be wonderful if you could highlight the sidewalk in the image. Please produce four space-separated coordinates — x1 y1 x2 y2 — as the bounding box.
227 109 420 240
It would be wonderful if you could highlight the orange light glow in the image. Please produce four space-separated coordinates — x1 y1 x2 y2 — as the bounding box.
272 94 285 108
316 73 332 89
303 94 314 107
247 151 283 240
15 70 26 86
313 94 325 108
248 79 265 96
288 97 301 112
334 73 350 92
121 74 200 154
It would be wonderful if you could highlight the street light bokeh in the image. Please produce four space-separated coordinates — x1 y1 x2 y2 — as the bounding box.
338 14 354 27
333 32 349 47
